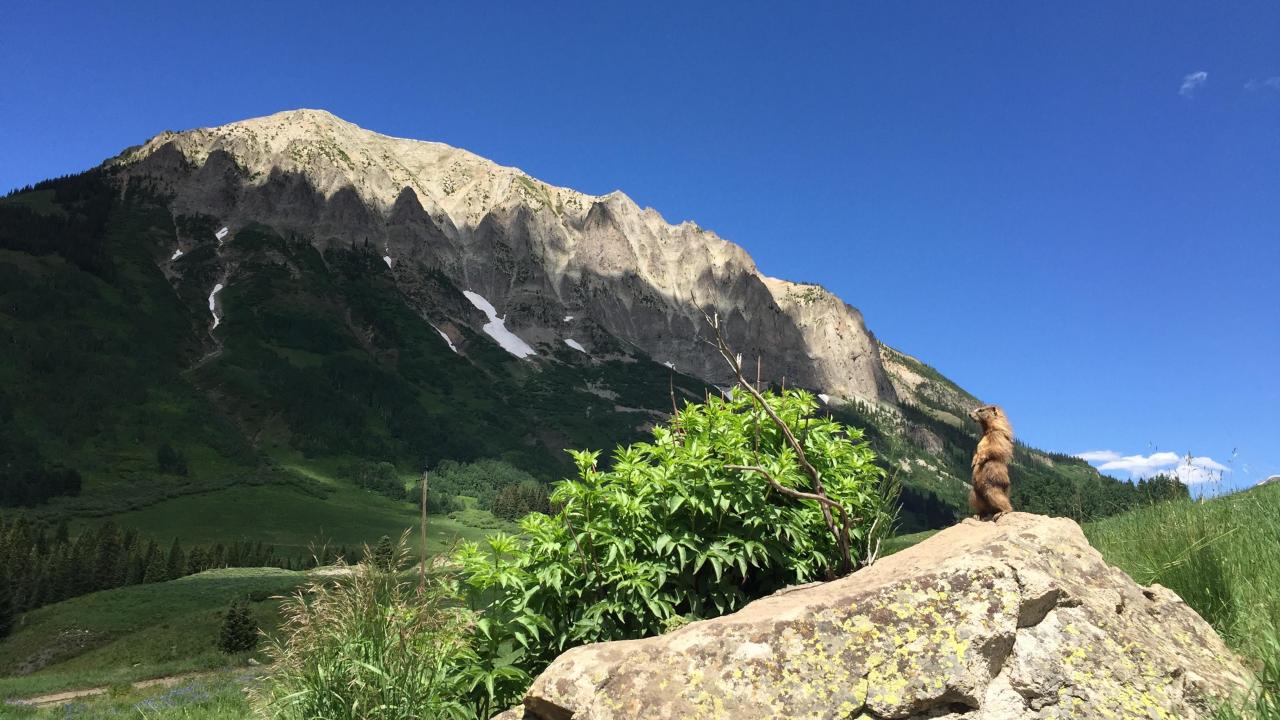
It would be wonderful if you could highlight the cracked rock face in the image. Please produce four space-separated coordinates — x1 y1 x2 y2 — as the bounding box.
111 109 897 403
498 513 1250 720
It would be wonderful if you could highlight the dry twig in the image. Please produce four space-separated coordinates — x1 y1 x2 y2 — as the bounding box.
698 309 855 575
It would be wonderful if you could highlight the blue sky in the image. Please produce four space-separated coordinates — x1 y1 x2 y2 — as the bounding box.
2 2 1277 490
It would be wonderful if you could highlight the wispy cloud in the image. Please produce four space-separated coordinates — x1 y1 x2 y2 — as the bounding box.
1097 451 1182 476
1180 71 1208 98
1171 456 1230 485
1245 76 1280 92
1075 450 1121 463
1077 449 1231 485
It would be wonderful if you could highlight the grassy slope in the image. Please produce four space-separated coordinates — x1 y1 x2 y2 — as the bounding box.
13 487 1278 717
87 482 495 558
0 568 304 700
1086 482 1280 660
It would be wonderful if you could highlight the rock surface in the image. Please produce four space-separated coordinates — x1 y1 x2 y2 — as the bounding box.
111 109 896 403
501 513 1250 719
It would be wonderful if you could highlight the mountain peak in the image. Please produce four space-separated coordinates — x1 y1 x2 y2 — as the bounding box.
112 110 900 403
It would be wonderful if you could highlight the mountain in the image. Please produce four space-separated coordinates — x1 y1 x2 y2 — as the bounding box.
0 109 1148 533
112 109 895 403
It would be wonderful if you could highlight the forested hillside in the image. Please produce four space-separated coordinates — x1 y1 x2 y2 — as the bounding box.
0 167 1163 539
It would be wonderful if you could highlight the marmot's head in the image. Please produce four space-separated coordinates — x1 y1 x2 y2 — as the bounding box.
968 405 1007 430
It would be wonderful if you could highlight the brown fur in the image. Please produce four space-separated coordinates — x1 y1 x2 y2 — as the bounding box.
968 405 1014 519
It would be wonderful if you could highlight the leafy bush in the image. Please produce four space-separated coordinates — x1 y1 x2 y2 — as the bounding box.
457 389 897 689
157 442 189 476
346 460 403 499
255 535 475 720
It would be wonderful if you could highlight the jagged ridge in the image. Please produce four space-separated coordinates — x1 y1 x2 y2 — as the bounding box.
114 109 897 403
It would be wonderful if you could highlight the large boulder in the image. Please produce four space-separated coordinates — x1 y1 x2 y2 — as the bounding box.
499 513 1251 719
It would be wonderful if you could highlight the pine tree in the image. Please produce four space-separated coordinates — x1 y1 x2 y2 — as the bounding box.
143 540 167 583
165 539 185 580
187 547 207 574
91 523 124 591
218 600 258 653
0 575 14 639
367 535 396 572
44 547 69 604
125 547 147 586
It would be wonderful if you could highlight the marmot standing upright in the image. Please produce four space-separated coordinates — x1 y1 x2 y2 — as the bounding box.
968 405 1014 519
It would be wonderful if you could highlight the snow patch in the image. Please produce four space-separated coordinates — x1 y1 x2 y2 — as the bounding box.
462 290 536 358
208 283 225 330
170 248 184 261
429 324 458 354
382 256 393 268
564 339 587 354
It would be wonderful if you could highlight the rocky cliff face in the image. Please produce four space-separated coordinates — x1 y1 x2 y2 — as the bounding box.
112 109 897 403
497 513 1251 720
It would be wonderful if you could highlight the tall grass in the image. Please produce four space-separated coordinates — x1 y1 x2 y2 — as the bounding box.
1087 484 1280 718
252 535 475 720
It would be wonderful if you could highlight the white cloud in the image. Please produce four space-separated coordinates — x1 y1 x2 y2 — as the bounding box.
1075 450 1121 463
1245 76 1280 92
1079 448 1231 484
1171 456 1230 485
1097 451 1181 477
1180 71 1208 98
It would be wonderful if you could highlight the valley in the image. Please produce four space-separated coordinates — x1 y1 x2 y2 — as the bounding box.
0 110 1254 718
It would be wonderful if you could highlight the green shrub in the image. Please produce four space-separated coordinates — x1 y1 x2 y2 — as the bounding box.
254 535 474 720
456 389 897 706
156 442 189 476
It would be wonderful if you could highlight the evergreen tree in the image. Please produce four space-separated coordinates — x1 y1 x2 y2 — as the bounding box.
45 546 71 604
165 538 185 580
142 540 166 583
187 547 207 574
91 523 123 591
218 600 258 653
0 574 14 638
367 535 396 572
125 548 147 586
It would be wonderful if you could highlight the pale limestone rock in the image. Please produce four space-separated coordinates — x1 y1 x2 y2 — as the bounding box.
112 109 897 403
503 513 1250 719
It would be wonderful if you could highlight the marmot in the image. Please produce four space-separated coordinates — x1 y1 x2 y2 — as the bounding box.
968 405 1014 519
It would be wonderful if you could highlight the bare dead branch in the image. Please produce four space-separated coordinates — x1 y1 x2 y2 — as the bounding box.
724 464 834 507
697 307 855 575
